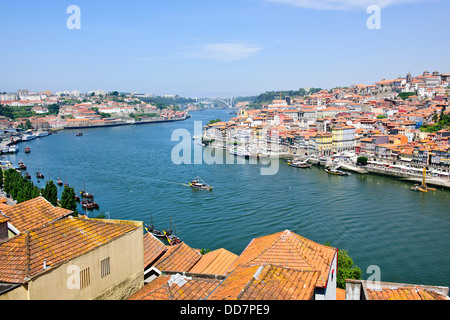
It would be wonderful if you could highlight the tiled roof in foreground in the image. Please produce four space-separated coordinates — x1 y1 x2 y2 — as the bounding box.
367 286 449 300
128 274 221 300
227 230 337 287
0 197 72 233
208 264 320 300
143 232 167 268
0 216 141 284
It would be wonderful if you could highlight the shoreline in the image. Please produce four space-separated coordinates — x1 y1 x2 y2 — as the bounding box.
0 115 191 148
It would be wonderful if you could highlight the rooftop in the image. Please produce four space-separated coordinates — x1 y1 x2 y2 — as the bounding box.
0 216 141 284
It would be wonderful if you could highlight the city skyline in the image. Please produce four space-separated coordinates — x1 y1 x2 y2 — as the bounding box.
1 0 449 97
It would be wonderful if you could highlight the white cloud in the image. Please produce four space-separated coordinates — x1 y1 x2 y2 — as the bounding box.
183 43 263 62
265 0 426 10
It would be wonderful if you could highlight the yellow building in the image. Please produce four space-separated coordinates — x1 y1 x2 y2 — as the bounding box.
332 125 356 153
315 132 333 156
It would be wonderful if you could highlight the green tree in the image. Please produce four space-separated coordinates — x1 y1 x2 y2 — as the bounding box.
42 180 58 206
61 186 77 211
0 167 3 190
357 156 368 165
325 242 362 289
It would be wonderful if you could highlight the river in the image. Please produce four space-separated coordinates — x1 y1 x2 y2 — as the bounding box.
5 108 450 288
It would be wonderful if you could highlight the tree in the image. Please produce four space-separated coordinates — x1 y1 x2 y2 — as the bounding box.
357 156 368 165
325 242 362 289
61 186 77 211
42 180 58 206
0 167 3 190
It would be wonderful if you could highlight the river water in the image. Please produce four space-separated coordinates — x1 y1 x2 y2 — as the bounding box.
5 109 450 288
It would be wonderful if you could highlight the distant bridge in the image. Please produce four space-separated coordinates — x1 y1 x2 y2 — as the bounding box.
196 97 235 108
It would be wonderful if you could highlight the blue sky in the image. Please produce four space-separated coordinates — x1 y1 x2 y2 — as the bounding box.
1 0 449 97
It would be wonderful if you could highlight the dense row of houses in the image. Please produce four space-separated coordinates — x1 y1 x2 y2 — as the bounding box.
0 196 448 300
203 71 450 167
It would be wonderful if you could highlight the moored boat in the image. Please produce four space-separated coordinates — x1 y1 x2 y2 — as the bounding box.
18 160 26 170
21 134 37 141
57 177 63 186
81 199 99 210
24 147 31 153
36 131 49 138
8 145 19 153
288 160 311 168
325 167 349 176
24 172 31 179
76 132 83 136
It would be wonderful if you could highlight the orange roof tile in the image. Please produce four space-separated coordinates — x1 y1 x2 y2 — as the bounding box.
154 242 202 272
128 274 221 300
227 230 337 287
208 264 320 300
189 248 238 276
0 197 72 233
367 287 449 300
143 232 167 268
0 216 140 283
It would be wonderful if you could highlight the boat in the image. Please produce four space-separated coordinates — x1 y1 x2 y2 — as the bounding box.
18 160 26 170
189 176 213 190
411 168 436 193
36 165 44 179
325 167 349 176
80 179 94 198
8 145 19 153
145 214 166 238
36 131 49 138
81 199 99 210
1 146 10 154
24 147 30 153
80 190 94 198
164 218 181 246
288 159 311 168
21 134 37 141
76 132 83 137
57 177 63 186
24 172 31 179
166 232 182 246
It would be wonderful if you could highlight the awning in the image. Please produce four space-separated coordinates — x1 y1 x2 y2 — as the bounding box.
400 157 413 162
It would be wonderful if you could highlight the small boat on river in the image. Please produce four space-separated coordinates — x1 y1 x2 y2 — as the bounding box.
189 176 213 190
24 147 30 153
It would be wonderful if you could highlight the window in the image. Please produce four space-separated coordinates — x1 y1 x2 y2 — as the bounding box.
80 267 90 290
101 257 110 278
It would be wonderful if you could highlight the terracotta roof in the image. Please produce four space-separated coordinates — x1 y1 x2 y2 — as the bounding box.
189 248 238 276
208 264 320 300
367 287 449 300
143 232 167 268
0 216 140 283
227 230 337 287
128 274 221 300
154 242 202 272
0 197 72 233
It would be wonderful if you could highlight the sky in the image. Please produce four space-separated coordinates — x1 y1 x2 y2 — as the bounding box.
0 0 449 97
